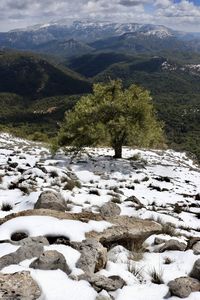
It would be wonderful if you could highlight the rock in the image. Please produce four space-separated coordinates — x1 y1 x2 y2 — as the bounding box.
18 236 49 247
195 193 200 200
96 290 112 300
87 216 162 251
186 237 200 250
158 239 186 253
100 202 121 217
190 259 200 280
89 275 125 292
79 274 125 292
193 242 200 255
34 191 66 211
30 250 70 274
0 271 42 299
8 162 18 169
154 237 166 245
124 196 143 208
0 244 44 270
168 276 200 298
73 239 107 274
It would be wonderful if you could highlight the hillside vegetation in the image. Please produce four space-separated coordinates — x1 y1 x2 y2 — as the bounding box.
0 49 200 161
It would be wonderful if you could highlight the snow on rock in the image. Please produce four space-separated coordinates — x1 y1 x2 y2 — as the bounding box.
0 133 200 299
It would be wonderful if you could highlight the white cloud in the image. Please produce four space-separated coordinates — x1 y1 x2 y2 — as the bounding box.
0 0 200 32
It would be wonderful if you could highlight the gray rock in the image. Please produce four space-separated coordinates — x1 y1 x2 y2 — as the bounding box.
74 239 107 274
124 196 143 208
87 216 162 251
159 239 186 253
154 237 166 245
96 295 112 300
87 274 125 292
30 250 70 274
168 276 200 298
34 191 66 211
100 202 121 217
186 237 200 250
19 236 49 247
0 271 42 299
190 259 200 280
193 242 200 255
0 244 44 270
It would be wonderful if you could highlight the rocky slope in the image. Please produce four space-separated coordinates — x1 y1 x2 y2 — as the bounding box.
0 133 199 299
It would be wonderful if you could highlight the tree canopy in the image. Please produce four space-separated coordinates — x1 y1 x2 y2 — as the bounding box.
58 80 164 158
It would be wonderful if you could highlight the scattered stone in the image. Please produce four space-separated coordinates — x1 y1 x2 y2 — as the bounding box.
8 162 18 169
100 202 121 217
30 250 70 274
168 276 200 298
34 191 66 211
193 242 200 255
124 196 143 208
0 244 44 270
154 237 166 245
190 259 200 280
158 239 186 253
0 271 42 299
195 193 200 201
74 239 107 274
80 274 125 292
186 237 200 250
18 236 49 247
87 216 162 251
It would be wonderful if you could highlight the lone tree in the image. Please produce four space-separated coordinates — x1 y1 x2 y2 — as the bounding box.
58 80 164 158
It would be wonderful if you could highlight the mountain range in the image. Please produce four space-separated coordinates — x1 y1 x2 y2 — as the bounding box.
1 20 200 58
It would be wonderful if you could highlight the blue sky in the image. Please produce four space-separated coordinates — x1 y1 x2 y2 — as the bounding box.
0 0 200 32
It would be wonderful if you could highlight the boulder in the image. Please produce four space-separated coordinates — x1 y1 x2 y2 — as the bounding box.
100 202 121 217
168 276 200 298
190 259 200 280
73 239 107 274
80 274 125 292
90 275 125 292
158 239 186 253
30 250 70 274
193 242 200 255
0 244 44 270
124 196 143 208
186 237 200 250
154 237 166 245
0 271 42 299
18 236 49 247
87 216 162 251
34 191 66 211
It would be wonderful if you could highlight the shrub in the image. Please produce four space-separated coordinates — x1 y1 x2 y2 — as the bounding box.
89 189 100 196
1 202 13 211
149 268 164 284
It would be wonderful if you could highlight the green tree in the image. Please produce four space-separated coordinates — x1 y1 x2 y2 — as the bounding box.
58 80 164 158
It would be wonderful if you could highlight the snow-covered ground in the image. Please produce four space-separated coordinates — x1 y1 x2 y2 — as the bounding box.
0 133 200 300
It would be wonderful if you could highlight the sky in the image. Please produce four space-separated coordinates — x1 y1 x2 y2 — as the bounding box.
1 0 200 32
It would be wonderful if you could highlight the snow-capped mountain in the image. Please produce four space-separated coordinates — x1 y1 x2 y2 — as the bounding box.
0 20 200 56
0 20 176 49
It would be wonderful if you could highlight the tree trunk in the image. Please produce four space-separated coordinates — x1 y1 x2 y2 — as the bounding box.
114 144 122 158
